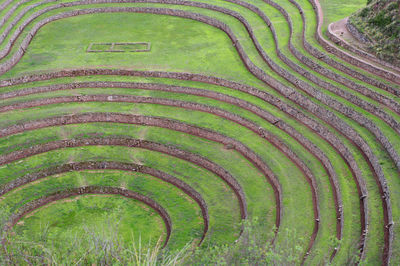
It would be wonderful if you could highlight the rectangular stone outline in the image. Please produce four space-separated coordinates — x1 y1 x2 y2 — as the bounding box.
87 42 151 52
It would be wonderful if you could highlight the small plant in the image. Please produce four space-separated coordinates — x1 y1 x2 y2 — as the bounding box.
185 218 305 265
359 7 370 18
368 11 392 27
0 218 189 265
0 216 369 265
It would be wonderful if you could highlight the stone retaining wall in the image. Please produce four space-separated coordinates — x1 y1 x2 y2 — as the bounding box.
0 133 249 223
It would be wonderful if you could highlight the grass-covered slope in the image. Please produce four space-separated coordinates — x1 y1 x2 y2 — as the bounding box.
349 0 400 63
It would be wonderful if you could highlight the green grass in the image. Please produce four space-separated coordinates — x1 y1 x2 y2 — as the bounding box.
1 7 264 88
319 0 367 29
0 0 353 153
11 194 165 249
0 0 398 263
0 123 270 244
89 43 113 51
0 72 358 261
1 170 203 250
0 87 339 257
0 101 318 253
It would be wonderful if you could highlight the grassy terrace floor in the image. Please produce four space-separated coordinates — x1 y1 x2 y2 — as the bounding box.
8 193 166 249
1 170 199 249
0 0 398 264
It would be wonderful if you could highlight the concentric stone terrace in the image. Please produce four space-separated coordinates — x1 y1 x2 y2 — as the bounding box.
0 0 399 264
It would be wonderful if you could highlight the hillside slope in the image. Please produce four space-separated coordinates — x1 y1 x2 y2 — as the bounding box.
349 0 400 64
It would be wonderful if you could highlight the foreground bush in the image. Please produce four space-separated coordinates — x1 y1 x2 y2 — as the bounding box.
0 210 367 266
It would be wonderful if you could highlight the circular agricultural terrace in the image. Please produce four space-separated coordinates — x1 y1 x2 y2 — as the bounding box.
0 0 399 264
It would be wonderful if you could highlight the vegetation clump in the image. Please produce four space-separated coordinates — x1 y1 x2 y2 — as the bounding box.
349 0 400 63
1 215 354 265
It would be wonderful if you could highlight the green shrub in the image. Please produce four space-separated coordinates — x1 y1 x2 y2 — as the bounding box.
387 1 399 11
368 11 392 27
360 7 370 17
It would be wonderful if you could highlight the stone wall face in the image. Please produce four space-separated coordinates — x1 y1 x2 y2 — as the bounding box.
345 20 371 44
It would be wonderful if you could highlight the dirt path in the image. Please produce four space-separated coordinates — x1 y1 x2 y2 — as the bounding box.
329 18 368 50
